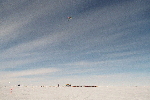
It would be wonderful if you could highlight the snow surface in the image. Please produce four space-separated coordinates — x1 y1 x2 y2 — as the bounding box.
1 86 150 100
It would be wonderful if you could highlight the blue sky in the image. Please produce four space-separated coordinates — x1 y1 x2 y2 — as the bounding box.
0 0 150 86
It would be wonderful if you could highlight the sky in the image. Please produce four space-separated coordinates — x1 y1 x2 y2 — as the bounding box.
0 0 150 86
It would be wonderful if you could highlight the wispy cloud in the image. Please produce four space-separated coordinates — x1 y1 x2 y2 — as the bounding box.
0 0 65 45
0 58 37 69
0 68 59 84
47 72 150 86
11 68 59 77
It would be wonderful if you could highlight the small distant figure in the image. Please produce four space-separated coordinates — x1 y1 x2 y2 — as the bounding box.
10 89 12 93
18 84 20 86
58 84 59 87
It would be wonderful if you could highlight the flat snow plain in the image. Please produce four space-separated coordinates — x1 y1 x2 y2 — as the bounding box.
1 86 150 100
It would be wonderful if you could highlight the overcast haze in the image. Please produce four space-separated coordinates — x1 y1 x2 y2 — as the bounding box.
0 0 150 86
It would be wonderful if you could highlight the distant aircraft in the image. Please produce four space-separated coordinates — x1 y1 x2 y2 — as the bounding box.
68 17 72 21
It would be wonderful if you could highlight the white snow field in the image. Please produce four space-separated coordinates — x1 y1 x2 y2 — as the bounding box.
1 86 150 100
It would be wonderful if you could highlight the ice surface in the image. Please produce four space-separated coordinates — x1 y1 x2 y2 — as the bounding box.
1 86 150 100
